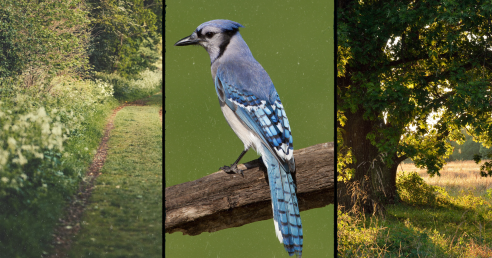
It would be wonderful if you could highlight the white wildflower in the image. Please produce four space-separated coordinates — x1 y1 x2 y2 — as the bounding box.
34 151 44 159
1 177 8 183
7 137 16 150
0 149 8 166
38 107 47 117
13 150 28 165
52 125 62 136
41 122 50 134
21 145 32 151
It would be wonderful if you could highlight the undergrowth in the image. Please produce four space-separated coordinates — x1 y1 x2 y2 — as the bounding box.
0 67 161 257
94 68 162 102
338 172 492 257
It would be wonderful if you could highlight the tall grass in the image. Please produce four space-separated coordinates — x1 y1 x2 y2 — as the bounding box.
338 161 492 257
398 161 492 200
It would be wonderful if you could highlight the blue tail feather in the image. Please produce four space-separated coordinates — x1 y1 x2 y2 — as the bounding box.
264 152 303 257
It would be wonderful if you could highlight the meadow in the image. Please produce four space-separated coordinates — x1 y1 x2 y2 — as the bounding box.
398 161 492 199
338 160 492 257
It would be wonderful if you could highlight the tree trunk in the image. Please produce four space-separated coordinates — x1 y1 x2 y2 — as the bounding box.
337 108 399 215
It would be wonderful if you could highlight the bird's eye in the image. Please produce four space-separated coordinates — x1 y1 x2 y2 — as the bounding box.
205 32 215 38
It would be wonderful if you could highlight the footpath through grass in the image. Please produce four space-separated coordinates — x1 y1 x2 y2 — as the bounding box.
69 93 162 257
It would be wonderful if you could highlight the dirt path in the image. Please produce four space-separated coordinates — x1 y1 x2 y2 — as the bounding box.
47 93 162 258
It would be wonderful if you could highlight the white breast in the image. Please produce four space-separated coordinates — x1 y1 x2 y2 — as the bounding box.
220 104 263 154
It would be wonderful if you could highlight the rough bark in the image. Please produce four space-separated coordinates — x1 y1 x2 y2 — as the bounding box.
165 142 334 236
338 108 398 215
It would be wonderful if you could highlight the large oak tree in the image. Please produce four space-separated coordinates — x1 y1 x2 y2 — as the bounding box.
337 0 492 213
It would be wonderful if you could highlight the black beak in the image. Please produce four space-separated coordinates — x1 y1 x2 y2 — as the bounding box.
174 35 200 46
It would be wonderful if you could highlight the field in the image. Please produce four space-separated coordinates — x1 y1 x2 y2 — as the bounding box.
338 160 492 257
398 160 492 199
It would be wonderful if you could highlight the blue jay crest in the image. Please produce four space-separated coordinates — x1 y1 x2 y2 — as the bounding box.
175 20 302 257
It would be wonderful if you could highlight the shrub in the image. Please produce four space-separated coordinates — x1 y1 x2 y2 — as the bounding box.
0 96 69 198
396 171 446 206
0 77 118 256
94 69 161 102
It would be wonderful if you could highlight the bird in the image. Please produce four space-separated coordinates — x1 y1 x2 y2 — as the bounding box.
175 20 302 257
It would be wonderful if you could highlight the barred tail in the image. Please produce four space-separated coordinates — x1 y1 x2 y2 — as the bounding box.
263 152 303 257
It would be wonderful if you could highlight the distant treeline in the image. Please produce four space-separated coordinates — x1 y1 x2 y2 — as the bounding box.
447 130 492 161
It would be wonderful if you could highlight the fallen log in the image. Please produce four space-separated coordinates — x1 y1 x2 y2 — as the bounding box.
165 142 334 236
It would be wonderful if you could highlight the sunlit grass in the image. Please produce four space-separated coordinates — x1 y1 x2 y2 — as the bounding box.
338 161 492 257
398 161 492 200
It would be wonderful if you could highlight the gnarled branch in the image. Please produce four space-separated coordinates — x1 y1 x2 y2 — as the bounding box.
165 142 334 236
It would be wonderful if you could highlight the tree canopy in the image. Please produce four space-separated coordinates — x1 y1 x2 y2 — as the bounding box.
337 0 492 211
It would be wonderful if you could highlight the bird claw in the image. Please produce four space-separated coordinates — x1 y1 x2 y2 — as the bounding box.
220 164 244 177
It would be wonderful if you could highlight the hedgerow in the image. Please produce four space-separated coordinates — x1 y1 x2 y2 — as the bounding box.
0 0 162 255
0 76 119 256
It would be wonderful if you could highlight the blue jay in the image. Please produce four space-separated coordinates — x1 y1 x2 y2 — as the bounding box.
175 20 302 257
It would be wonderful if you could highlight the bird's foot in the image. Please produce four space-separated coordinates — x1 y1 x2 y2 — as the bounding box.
220 164 244 177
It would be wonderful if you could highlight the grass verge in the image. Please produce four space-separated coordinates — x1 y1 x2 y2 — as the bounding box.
68 93 162 257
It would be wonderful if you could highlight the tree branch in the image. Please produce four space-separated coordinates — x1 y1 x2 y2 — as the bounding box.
165 142 334 236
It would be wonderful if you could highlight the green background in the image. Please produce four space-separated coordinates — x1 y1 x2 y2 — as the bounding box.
165 0 334 257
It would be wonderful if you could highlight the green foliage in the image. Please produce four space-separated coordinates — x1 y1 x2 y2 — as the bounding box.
0 186 67 258
337 111 355 181
0 77 119 257
448 129 492 161
0 0 91 88
396 172 449 206
94 68 162 102
0 0 161 254
87 0 161 77
0 7 23 78
145 0 162 35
